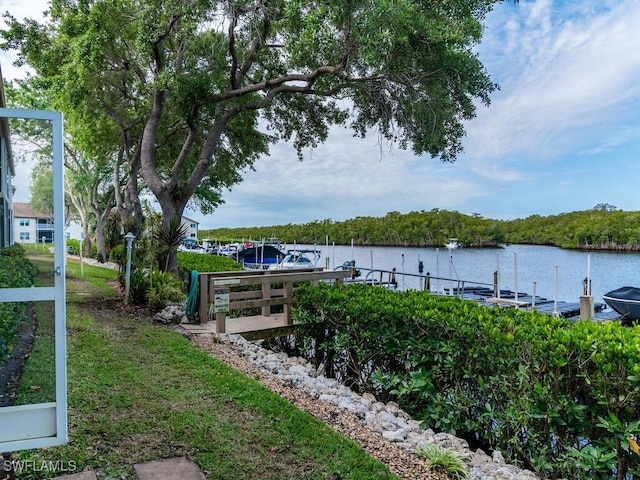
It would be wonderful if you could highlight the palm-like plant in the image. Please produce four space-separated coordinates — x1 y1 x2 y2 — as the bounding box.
414 443 471 480
156 217 189 273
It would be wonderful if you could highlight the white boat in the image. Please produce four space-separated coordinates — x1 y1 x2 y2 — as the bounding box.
217 243 244 256
269 249 321 270
444 238 462 249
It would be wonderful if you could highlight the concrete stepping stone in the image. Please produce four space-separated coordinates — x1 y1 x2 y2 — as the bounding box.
51 457 204 480
134 457 206 480
51 472 96 480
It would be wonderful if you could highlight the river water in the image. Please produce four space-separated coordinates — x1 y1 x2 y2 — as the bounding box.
291 242 640 307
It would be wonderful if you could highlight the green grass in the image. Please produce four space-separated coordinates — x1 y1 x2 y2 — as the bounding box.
12 254 398 480
13 261 59 405
14 302 56 405
65 257 120 301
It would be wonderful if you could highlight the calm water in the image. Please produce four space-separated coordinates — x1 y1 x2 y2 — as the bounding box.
294 242 640 306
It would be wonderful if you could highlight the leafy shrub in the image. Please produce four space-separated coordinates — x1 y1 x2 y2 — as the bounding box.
157 217 188 272
148 271 185 311
81 242 98 260
66 239 80 255
122 252 239 309
0 252 39 288
177 251 242 273
1 243 26 257
126 268 186 310
292 283 640 479
109 244 125 265
127 268 150 305
0 303 23 361
0 247 37 363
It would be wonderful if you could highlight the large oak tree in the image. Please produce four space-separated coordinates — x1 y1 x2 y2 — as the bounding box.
3 0 503 272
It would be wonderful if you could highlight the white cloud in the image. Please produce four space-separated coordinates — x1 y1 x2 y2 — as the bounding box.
468 1 640 163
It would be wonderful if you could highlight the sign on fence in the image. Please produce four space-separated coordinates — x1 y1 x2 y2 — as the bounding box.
214 288 230 313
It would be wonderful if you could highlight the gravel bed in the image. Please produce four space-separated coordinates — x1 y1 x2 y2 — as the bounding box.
191 334 447 480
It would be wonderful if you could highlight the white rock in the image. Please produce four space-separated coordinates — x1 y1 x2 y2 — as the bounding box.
494 467 517 480
382 429 407 442
205 334 541 480
493 451 506 465
318 394 339 406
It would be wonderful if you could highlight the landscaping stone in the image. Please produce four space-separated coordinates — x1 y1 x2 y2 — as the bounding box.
214 332 541 480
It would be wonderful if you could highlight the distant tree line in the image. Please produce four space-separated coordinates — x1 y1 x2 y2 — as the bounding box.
200 204 640 251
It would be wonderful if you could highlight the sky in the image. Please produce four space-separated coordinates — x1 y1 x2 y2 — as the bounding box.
2 0 640 229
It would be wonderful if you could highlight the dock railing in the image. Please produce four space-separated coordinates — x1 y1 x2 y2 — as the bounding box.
197 268 353 333
337 264 495 299
344 266 540 309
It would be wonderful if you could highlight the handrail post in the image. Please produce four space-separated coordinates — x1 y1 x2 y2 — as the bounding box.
284 280 294 325
216 311 226 334
199 273 208 324
262 270 271 317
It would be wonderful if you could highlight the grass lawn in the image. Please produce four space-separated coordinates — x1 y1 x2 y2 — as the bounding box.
11 255 398 479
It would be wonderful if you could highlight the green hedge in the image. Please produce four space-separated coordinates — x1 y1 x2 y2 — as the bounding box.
0 244 39 363
177 252 243 273
293 283 640 479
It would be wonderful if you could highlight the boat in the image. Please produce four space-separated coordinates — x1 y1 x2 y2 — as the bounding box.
237 244 286 269
269 249 321 270
444 238 462 249
602 286 640 320
178 238 209 253
217 243 244 256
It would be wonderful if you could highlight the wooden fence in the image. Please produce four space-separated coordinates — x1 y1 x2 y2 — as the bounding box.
197 268 353 334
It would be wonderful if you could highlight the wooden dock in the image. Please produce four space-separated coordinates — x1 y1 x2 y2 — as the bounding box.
180 313 296 340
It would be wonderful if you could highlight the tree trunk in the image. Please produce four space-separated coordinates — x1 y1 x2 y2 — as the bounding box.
157 193 188 275
114 147 143 237
94 220 106 263
83 227 92 257
90 191 115 263
66 186 93 258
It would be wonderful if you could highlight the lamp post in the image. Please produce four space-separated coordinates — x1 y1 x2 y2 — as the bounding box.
124 232 135 305
79 236 84 277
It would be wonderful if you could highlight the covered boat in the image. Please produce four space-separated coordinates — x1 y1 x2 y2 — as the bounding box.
602 286 640 320
237 245 286 269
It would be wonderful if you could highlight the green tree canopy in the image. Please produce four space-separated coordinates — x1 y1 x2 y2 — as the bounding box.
3 0 505 272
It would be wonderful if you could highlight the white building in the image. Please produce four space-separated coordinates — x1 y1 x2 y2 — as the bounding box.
181 215 199 240
65 220 83 240
13 202 56 243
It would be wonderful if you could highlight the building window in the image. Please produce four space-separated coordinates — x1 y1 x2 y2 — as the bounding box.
20 219 30 226
190 223 196 229
20 232 30 241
